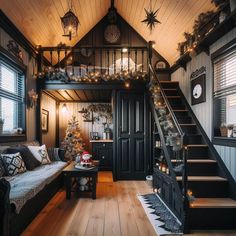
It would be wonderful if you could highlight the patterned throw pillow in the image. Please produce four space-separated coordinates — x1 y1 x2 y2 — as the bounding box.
27 145 51 165
7 146 41 170
1 152 27 176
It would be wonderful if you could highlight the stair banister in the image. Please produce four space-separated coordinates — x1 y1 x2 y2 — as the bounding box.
149 64 189 226
149 64 184 139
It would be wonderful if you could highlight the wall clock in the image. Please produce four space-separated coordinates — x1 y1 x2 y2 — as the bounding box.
191 74 206 105
104 24 121 44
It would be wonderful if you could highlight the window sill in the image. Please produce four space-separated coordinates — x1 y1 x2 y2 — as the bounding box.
212 136 236 147
0 134 26 143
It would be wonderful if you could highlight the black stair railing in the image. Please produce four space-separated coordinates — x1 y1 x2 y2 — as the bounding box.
149 64 189 227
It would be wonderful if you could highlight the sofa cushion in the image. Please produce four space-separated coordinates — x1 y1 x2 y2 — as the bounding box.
7 146 41 170
6 161 67 213
1 153 27 176
47 148 62 162
27 145 51 165
0 159 5 177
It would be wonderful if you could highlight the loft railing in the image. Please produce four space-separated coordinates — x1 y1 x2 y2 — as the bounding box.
149 64 188 226
36 45 149 82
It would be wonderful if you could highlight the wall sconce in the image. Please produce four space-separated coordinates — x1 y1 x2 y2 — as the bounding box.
62 103 69 113
28 89 38 108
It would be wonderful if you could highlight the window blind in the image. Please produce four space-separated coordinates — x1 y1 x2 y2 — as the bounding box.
213 48 236 99
0 59 25 133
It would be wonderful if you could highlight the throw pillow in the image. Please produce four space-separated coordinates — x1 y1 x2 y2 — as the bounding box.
27 145 51 165
47 148 61 162
7 146 41 170
1 152 27 176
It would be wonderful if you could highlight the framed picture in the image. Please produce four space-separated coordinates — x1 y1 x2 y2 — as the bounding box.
191 74 206 105
41 109 49 132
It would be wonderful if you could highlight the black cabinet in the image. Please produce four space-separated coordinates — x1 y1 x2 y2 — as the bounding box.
92 142 113 170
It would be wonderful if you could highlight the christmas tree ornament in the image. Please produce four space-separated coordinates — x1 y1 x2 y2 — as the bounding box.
61 116 85 160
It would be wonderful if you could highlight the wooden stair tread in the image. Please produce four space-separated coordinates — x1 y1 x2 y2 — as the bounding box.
171 159 216 163
190 198 236 208
160 81 179 83
186 144 208 147
173 109 188 112
166 96 181 98
162 88 177 91
176 176 227 181
180 124 196 126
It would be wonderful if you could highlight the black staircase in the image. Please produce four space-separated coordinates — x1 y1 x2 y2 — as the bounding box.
149 65 236 232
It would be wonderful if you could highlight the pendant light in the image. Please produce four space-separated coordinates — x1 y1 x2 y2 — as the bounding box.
61 0 80 40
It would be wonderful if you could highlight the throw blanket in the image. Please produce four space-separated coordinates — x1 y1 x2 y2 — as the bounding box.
4 161 67 214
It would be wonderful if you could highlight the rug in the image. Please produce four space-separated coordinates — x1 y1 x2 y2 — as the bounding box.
137 193 183 236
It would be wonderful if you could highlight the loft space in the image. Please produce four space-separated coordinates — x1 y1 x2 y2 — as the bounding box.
0 0 236 236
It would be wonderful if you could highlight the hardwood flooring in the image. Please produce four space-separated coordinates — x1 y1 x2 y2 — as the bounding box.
22 172 236 236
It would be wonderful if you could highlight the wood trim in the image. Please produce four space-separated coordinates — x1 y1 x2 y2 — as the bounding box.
55 101 59 147
213 137 236 147
0 46 26 71
42 81 147 91
0 10 37 58
171 9 236 74
211 37 236 60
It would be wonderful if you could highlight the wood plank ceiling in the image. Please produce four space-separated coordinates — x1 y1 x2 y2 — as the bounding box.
0 0 215 65
44 89 112 102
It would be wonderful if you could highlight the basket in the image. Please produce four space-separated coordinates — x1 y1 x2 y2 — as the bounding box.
220 127 228 137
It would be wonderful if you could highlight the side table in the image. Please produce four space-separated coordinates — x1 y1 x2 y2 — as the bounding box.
62 162 98 200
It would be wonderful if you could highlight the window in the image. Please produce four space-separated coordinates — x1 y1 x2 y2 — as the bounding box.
0 60 25 135
213 43 236 141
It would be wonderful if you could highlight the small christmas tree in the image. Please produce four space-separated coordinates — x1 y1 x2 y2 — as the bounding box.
61 116 85 160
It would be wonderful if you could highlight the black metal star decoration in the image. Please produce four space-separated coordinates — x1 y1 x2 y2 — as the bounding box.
142 7 161 32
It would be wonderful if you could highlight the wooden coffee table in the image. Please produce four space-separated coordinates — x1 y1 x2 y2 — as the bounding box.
62 162 98 200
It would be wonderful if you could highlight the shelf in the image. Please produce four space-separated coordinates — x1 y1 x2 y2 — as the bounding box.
197 8 236 55
90 139 113 143
171 8 236 73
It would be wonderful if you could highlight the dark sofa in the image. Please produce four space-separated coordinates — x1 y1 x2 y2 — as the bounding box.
0 143 67 236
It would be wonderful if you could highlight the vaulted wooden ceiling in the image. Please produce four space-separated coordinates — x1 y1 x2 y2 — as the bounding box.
1 0 215 65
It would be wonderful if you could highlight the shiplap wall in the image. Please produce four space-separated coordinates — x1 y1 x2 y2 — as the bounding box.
59 102 113 152
0 27 37 141
41 93 56 148
171 28 236 179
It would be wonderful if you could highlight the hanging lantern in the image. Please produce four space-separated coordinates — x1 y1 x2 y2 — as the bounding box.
61 1 79 40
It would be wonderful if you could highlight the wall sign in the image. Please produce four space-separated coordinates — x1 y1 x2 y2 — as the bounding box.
190 66 206 79
191 74 206 105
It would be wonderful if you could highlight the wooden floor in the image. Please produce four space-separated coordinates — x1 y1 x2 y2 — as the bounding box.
22 172 236 236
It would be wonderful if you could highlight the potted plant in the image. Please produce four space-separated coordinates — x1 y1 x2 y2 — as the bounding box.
0 118 4 134
220 123 228 137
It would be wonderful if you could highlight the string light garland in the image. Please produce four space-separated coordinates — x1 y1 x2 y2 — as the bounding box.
36 67 148 85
